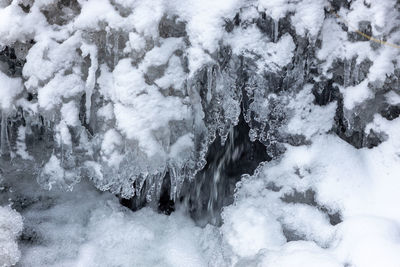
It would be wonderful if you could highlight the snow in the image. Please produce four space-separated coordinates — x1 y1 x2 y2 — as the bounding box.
258 241 342 267
258 0 291 21
99 57 191 158
227 28 295 72
342 79 373 110
39 154 78 190
186 47 213 76
258 0 326 38
0 4 43 45
169 133 194 162
76 207 207 267
61 101 80 127
129 0 165 37
344 0 398 34
167 0 243 52
317 0 400 110
221 114 400 265
101 129 124 168
9 111 400 267
96 102 114 121
0 206 23 267
0 0 400 266
332 216 400 267
38 72 85 111
55 121 73 146
291 0 326 37
385 91 400 105
139 37 184 72
286 84 337 138
155 55 186 91
368 46 397 83
128 32 146 52
0 71 23 111
10 0 393 198
74 0 126 30
1 177 218 267
221 200 286 258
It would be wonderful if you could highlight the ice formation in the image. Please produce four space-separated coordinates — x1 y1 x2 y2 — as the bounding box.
0 0 400 266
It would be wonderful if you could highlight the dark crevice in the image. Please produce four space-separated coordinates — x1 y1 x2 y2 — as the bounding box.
158 172 175 215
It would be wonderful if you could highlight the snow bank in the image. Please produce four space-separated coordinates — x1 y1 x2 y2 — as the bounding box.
1 179 220 267
221 113 400 266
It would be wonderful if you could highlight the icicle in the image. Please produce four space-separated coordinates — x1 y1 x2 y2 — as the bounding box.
168 166 189 202
0 112 9 156
169 167 178 202
274 19 279 43
81 43 99 124
105 27 111 59
16 126 33 160
206 67 213 104
353 61 359 85
146 175 155 202
113 34 120 68
344 59 350 87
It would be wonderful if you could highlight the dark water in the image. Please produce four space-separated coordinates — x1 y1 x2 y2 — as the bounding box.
177 113 270 226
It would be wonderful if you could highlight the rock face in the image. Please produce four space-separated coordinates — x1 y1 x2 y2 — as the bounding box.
0 0 399 206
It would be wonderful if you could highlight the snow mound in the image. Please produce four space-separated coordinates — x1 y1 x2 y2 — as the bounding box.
221 114 400 266
1 178 222 267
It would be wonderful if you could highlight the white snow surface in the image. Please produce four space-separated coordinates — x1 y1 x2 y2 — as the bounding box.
0 70 23 111
221 114 400 266
2 178 224 267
